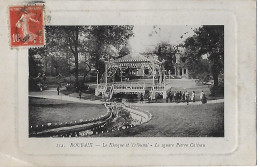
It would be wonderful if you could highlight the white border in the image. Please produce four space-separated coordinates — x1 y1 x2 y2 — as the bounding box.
18 3 236 155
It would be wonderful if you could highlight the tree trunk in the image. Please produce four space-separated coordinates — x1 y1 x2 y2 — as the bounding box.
82 72 87 87
73 26 79 90
211 57 220 88
74 53 79 88
213 73 219 87
82 62 91 87
45 57 48 74
55 67 58 76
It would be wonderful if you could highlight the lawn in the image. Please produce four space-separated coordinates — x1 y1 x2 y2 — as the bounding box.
96 102 224 137
29 97 107 126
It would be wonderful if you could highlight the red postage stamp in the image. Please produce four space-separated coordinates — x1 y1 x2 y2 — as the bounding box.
9 5 44 47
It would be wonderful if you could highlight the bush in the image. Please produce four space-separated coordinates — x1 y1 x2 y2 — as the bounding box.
210 85 224 96
65 83 74 91
85 86 95 94
113 93 126 99
126 94 138 101
29 78 42 91
112 93 138 101
155 92 163 99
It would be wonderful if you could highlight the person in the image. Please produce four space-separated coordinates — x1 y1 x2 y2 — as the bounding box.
167 90 171 103
173 91 177 103
185 91 190 105
182 92 186 102
202 93 207 104
155 92 158 103
140 93 144 103
200 91 207 104
57 85 60 95
191 91 195 102
176 91 179 103
79 90 82 99
200 91 204 101
148 92 151 103
178 91 182 102
15 8 39 42
169 91 173 103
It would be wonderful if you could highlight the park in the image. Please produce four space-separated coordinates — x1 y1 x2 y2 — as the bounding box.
28 25 224 137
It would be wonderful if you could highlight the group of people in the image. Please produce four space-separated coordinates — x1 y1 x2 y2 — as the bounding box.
139 90 207 104
166 90 207 104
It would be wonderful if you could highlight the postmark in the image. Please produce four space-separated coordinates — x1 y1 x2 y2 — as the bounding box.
9 5 44 47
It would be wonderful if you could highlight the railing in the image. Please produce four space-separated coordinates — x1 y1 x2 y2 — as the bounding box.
153 85 165 91
113 83 145 90
97 83 166 91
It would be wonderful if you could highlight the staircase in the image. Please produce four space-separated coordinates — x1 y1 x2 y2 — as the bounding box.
105 85 114 101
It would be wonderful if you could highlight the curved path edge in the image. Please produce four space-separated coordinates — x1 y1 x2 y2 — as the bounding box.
127 99 224 107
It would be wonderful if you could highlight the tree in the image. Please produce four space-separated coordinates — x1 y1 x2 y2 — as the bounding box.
88 26 134 81
153 42 178 73
38 26 92 88
184 37 210 80
28 50 44 77
49 26 91 88
29 26 134 88
78 55 91 87
184 25 224 87
119 45 131 58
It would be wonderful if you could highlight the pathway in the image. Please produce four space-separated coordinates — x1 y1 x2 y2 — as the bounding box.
127 99 224 107
29 88 103 104
29 88 224 106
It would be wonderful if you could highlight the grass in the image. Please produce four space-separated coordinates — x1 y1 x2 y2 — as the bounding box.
60 90 103 101
29 97 107 126
96 102 224 137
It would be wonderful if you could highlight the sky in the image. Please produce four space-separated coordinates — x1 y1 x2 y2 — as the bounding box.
128 25 202 53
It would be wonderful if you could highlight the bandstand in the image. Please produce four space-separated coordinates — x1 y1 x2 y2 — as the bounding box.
95 53 167 100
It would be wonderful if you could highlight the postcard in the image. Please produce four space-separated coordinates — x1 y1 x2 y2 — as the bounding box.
0 0 256 166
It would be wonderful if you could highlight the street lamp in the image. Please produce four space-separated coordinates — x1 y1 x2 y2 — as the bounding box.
105 61 108 86
168 70 171 83
100 56 108 86
152 61 155 86
162 70 166 87
120 69 123 82
96 70 99 86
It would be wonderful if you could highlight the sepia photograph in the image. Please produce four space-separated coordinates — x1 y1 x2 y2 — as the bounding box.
0 0 256 165
28 25 224 138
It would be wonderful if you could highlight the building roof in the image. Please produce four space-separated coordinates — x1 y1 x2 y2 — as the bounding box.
114 53 150 63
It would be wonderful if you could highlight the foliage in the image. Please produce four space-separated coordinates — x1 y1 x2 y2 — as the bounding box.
87 26 134 81
29 50 44 77
153 42 178 73
119 45 131 58
184 25 224 88
29 26 87 88
29 25 134 89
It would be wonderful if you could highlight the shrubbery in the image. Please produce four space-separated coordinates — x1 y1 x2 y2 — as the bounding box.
112 93 138 101
85 87 95 94
29 78 40 91
210 85 224 96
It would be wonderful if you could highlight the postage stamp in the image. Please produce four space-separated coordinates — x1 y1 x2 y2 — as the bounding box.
9 5 44 47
